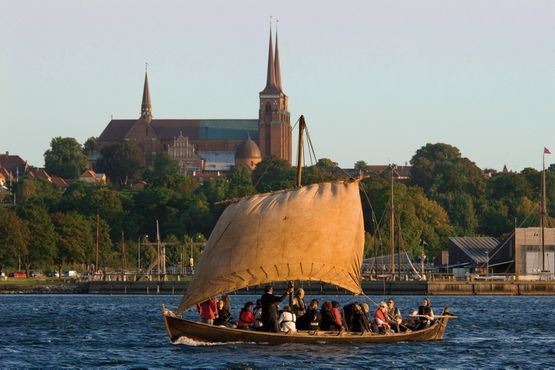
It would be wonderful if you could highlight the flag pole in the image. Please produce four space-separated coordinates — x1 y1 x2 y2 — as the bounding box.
541 147 551 272
542 150 545 272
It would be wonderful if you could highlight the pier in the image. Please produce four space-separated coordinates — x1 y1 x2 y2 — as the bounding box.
4 279 555 295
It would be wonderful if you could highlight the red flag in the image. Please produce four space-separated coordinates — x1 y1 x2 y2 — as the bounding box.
545 147 551 154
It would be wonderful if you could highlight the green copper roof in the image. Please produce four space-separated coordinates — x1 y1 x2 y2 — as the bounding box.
198 120 258 140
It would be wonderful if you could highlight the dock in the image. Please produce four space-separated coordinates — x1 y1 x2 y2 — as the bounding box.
2 279 555 295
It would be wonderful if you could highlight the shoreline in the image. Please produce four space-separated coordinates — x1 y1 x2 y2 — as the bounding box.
3 280 555 296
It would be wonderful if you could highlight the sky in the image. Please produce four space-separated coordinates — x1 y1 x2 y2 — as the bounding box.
1 0 554 171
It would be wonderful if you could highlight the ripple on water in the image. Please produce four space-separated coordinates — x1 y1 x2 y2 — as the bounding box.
1 295 555 367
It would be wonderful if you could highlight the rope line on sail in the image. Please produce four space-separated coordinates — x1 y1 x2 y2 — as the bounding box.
360 185 385 271
396 212 420 276
360 292 380 307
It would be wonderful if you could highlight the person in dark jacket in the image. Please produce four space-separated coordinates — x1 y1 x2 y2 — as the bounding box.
409 298 434 331
260 285 293 332
289 288 306 317
350 303 371 333
297 299 321 331
343 302 370 332
253 299 263 329
213 299 232 326
320 301 342 331
342 302 358 330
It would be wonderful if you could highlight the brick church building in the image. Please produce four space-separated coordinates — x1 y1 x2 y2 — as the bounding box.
97 31 292 175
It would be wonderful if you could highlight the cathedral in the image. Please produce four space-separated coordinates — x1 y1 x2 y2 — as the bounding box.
97 31 292 175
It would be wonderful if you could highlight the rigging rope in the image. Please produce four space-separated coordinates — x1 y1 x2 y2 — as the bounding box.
360 185 384 271
482 202 540 264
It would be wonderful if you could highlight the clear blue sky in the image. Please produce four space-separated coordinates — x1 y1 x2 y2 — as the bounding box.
2 0 554 171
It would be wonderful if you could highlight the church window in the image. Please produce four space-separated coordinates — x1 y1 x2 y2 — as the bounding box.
265 103 272 113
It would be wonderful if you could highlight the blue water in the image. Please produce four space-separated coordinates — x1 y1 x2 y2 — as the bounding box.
1 294 554 368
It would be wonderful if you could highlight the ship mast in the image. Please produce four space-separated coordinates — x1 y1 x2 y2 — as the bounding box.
295 115 306 188
390 164 395 278
95 209 100 274
541 148 549 272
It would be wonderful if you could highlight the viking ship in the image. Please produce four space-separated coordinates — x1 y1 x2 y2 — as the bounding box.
162 116 456 344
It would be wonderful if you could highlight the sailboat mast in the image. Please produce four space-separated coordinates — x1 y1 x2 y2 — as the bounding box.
295 115 306 188
397 214 401 280
541 152 547 272
95 210 100 273
390 164 395 277
156 220 161 281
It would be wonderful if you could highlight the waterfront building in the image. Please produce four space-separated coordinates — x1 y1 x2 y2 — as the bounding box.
96 30 291 175
490 227 555 276
444 236 499 275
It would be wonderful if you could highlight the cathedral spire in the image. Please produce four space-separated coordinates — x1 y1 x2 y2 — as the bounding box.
141 68 152 120
274 30 283 92
261 28 279 94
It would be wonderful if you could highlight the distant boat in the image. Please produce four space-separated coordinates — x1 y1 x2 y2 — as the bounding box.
162 116 456 344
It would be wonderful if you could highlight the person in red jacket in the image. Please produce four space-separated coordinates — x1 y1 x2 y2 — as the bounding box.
331 301 343 329
198 298 218 325
373 301 391 333
237 302 256 330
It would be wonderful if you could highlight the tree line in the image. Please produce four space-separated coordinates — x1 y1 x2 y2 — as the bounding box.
0 138 553 275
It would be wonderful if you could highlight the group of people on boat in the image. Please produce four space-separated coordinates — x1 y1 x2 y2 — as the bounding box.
197 294 232 326
197 285 436 335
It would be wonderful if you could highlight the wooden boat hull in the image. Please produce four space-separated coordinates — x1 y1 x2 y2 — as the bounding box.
162 306 452 344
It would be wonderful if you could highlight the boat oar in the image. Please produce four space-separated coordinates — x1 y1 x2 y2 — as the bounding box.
410 314 459 319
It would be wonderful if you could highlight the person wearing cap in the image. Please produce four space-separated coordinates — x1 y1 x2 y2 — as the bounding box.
373 301 391 333
260 285 293 332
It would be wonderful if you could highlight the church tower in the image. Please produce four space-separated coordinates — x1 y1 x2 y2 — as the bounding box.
258 30 292 164
140 70 152 123
125 69 160 165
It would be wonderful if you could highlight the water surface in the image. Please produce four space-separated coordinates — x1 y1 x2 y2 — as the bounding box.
1 295 554 368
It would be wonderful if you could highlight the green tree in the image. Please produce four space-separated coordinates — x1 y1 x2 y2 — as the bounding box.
44 137 88 179
56 182 124 239
96 141 145 186
301 164 339 185
51 213 94 273
360 177 453 258
477 205 512 236
316 158 338 169
14 177 62 207
487 172 533 201
143 152 185 188
0 208 30 272
95 219 114 271
435 192 478 235
252 156 295 192
83 136 98 156
410 143 462 194
176 194 214 236
521 167 540 198
19 205 57 274
227 165 256 198
354 160 369 173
